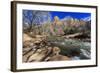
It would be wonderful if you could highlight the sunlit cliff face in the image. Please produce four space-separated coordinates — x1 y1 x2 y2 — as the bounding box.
54 16 59 22
53 16 63 26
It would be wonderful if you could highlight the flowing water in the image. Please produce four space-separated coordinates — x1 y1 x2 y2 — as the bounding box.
47 36 91 60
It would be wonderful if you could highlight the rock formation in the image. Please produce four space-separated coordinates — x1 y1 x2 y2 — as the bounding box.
23 34 71 62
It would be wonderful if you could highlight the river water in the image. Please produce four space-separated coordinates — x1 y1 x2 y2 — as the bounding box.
47 37 91 60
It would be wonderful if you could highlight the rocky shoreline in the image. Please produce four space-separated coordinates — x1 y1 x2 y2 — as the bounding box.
23 33 90 63
23 34 70 62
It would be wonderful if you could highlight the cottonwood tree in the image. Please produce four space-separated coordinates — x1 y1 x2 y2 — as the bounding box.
23 10 51 33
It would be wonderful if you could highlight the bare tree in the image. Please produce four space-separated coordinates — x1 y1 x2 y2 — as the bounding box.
23 10 51 32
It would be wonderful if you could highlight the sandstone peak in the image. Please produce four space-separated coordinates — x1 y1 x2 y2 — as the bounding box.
54 16 59 22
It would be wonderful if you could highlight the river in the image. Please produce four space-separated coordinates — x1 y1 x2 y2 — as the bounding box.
47 36 91 60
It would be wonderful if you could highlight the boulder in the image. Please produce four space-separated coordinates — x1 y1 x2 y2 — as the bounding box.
27 47 51 62
23 33 33 42
48 54 70 61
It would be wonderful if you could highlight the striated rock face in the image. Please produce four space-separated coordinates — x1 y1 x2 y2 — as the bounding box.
48 55 70 61
46 46 71 61
23 33 33 42
27 48 49 62
23 34 71 62
26 46 71 62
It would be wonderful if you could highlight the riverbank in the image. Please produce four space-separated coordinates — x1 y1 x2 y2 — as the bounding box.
23 33 91 62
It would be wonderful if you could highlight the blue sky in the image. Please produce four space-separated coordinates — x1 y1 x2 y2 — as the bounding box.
23 10 91 24
50 11 91 21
